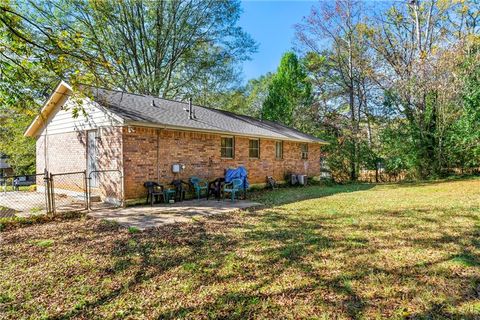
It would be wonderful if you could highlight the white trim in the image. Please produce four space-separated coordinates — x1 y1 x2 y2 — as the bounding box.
220 136 235 159
24 81 73 137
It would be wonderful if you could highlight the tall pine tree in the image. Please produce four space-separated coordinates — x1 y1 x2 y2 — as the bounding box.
261 52 311 126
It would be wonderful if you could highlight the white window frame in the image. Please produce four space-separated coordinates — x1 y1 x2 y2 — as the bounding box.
275 141 283 159
221 136 235 159
249 139 260 159
301 143 308 160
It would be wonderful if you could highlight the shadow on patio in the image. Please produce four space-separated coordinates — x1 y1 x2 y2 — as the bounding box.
87 199 263 230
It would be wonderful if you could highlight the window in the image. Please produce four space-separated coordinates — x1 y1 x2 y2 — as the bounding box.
301 143 308 159
275 141 283 159
249 139 260 158
221 137 234 158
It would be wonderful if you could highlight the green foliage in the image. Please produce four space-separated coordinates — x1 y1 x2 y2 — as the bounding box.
445 45 480 172
0 4 59 174
128 226 140 234
1 0 479 182
0 0 257 175
0 116 36 174
261 52 312 126
18 0 257 99
206 73 273 117
32 239 54 248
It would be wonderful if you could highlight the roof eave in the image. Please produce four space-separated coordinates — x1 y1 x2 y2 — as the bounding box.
24 81 73 137
123 120 329 145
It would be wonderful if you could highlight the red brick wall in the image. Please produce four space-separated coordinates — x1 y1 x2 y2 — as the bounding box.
96 127 123 171
123 127 322 199
94 127 123 200
36 126 323 200
35 131 86 190
36 131 87 175
35 128 123 200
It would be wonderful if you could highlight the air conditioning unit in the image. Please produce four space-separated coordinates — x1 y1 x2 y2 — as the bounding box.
291 174 298 185
297 175 308 186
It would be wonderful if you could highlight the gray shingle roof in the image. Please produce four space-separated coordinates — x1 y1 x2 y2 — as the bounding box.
89 87 327 144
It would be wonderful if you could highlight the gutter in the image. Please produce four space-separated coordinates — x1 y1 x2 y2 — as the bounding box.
124 121 330 145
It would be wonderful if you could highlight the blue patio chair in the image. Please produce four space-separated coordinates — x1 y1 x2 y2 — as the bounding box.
189 176 208 200
223 178 244 202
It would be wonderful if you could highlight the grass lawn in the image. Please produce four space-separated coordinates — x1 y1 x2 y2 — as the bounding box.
1 178 480 319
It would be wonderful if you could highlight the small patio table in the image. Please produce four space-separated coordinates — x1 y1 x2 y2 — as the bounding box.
163 189 176 203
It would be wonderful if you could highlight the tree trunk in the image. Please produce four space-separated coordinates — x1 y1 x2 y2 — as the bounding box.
348 29 357 182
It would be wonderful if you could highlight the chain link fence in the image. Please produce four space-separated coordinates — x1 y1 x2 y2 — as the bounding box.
0 169 123 218
0 173 47 218
88 170 123 210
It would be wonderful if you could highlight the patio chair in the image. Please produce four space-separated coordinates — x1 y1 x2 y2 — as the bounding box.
208 177 225 201
189 176 208 200
143 181 164 206
266 176 277 190
223 178 244 202
170 179 189 202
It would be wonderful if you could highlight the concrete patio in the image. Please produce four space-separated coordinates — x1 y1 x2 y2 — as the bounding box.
87 199 263 230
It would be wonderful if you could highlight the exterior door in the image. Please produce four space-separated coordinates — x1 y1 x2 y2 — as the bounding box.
87 130 98 187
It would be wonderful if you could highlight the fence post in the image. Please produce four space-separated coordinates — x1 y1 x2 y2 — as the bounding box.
84 170 89 211
44 169 51 214
87 172 92 211
49 172 56 215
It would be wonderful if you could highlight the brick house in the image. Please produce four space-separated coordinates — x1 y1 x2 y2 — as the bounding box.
25 81 328 201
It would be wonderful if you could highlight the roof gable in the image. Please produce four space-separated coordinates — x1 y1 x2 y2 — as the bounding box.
24 82 124 137
24 81 73 137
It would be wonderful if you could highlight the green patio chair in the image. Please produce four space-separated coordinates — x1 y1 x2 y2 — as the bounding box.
189 176 208 200
223 178 244 202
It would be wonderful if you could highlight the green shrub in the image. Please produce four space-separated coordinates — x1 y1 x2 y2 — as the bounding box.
128 226 140 234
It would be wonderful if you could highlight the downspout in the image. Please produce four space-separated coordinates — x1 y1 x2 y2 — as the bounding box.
43 115 49 174
156 129 160 183
120 127 125 207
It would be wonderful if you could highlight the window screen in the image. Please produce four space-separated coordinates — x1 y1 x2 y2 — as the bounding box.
249 139 260 158
221 137 234 158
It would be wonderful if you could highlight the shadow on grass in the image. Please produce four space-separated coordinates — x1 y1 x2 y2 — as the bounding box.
49 211 373 319
250 183 376 207
378 175 480 189
31 181 480 319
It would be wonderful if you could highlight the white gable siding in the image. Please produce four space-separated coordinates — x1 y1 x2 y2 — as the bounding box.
38 96 123 136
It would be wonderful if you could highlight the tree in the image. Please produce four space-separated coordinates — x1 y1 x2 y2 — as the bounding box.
212 73 273 117
0 0 257 174
365 0 479 178
0 0 62 174
261 52 312 127
14 0 257 99
445 40 480 173
296 0 377 181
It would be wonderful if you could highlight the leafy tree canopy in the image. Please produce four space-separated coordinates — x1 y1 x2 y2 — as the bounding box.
261 52 312 126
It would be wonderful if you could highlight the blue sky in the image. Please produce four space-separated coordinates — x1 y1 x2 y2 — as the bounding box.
238 0 316 82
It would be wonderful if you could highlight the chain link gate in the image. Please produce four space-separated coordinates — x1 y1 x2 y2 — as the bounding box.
0 169 123 217
49 171 88 214
88 169 123 210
